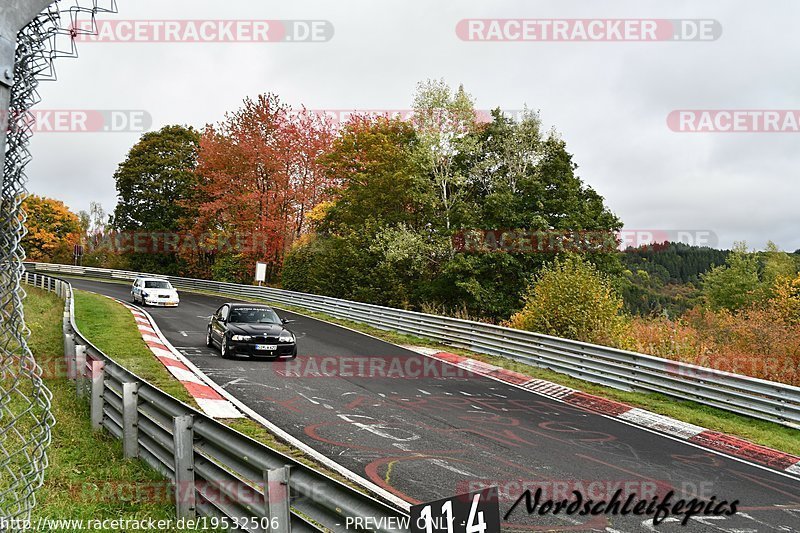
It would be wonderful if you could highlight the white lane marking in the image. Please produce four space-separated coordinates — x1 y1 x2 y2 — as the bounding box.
179 331 188 337
431 459 479 478
297 392 329 406
150 347 181 361
618 408 705 440
338 414 420 442
399 345 440 356
429 459 477 477
166 366 207 385
195 398 242 419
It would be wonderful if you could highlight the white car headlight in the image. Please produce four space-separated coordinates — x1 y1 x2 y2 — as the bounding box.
279 332 295 343
231 335 252 342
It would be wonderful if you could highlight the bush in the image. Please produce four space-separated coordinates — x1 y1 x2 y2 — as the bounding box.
770 274 800 324
628 276 800 386
505 255 629 346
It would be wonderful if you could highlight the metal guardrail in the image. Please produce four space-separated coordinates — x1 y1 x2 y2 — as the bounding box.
23 271 411 533
24 262 800 429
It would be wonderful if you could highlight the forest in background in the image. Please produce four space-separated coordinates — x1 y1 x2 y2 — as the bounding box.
23 80 800 385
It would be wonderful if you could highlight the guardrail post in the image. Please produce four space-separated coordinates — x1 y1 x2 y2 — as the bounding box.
64 335 76 380
264 466 291 533
75 345 87 397
122 382 140 458
172 415 196 520
90 360 105 430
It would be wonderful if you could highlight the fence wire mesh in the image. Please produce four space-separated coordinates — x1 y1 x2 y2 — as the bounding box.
0 1 117 526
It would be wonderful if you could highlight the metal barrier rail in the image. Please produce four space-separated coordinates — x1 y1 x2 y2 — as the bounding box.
24 262 800 428
23 271 410 533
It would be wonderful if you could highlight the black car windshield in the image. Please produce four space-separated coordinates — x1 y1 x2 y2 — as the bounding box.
228 307 280 324
144 281 171 289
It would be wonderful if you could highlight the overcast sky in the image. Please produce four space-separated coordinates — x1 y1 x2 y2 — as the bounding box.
24 0 800 251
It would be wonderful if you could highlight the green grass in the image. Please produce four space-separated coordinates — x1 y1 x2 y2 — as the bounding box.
72 291 199 408
24 286 222 532
64 275 800 456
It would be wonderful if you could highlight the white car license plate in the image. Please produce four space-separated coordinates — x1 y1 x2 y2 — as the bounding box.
255 344 277 351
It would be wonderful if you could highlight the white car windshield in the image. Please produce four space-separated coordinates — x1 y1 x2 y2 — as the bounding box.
144 281 172 289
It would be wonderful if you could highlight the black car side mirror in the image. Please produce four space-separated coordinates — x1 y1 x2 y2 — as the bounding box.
282 318 294 324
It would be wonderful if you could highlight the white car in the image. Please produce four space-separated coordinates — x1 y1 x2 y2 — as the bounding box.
131 277 180 307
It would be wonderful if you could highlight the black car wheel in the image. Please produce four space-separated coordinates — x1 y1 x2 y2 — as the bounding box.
220 337 231 359
206 327 214 348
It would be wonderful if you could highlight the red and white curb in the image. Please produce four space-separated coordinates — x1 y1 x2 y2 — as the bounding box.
120 301 243 419
116 301 411 511
404 346 800 478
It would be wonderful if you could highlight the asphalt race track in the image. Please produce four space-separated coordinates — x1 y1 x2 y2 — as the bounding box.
68 277 800 532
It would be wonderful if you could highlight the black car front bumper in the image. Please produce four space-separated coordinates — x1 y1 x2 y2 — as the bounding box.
228 341 297 359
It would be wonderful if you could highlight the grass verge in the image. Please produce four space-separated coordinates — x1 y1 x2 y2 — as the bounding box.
24 286 221 531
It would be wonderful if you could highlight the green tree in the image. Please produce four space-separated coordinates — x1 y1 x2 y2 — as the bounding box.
113 125 200 274
506 255 629 346
761 241 797 290
320 115 431 234
287 84 623 322
701 242 761 310
412 79 478 230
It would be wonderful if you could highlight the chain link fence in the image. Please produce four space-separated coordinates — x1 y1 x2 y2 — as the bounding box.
0 1 117 526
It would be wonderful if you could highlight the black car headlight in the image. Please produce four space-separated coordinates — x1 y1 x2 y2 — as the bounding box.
279 332 295 343
231 335 252 342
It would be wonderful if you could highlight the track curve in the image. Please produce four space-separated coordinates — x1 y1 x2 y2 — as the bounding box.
67 277 800 532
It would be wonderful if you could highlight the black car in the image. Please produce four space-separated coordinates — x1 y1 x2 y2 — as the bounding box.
206 303 297 360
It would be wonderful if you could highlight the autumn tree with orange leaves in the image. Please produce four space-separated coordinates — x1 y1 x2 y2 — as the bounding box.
184 94 334 282
21 195 82 263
